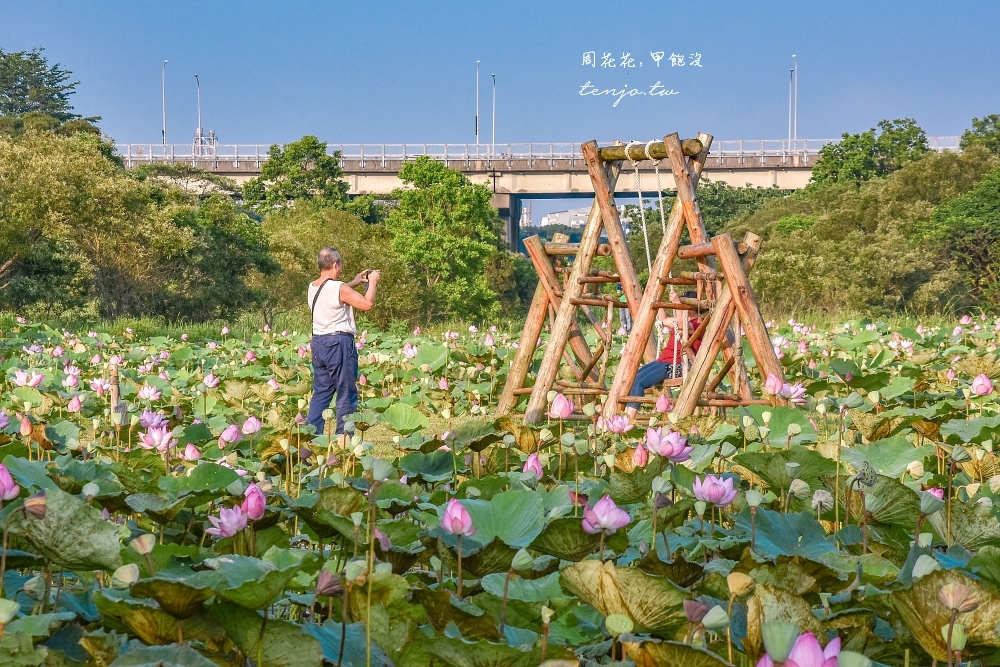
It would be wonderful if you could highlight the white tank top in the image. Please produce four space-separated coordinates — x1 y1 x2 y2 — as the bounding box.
308 280 356 336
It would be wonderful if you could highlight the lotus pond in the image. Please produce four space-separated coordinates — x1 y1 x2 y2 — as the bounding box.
0 317 999 666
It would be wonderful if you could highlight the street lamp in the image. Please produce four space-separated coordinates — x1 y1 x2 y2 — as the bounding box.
476 61 480 151
491 73 496 157
161 60 168 145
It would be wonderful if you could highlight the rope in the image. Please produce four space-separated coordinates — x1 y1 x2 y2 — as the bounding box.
625 142 652 274
645 140 668 236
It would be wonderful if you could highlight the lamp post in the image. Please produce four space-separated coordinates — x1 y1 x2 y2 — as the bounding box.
476 61 480 153
161 60 168 145
792 55 798 147
491 73 496 157
195 74 202 133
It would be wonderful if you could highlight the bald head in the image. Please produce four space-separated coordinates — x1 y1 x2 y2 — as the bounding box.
317 247 342 271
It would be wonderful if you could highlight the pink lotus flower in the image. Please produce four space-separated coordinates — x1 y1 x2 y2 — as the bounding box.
599 415 632 434
655 393 672 413
203 373 220 389
960 315 973 325
214 425 241 454
137 384 162 401
926 487 945 500
438 377 449 390
632 443 648 468
484 334 495 346
242 351 257 364
67 395 82 413
297 346 307 358
241 416 262 436
19 416 31 437
972 374 994 396
645 427 692 462
51 345 64 358
468 325 478 334
569 491 588 507
0 410 9 430
13 370 44 387
242 483 266 521
359 374 367 386
221 326 230 336
206 505 247 538
756 632 839 667
139 426 176 452
413 327 421 336
0 463 20 501
208 341 218 350
441 498 476 536
693 474 738 508
181 333 189 341
90 378 111 396
402 343 418 359
266 378 280 391
181 444 201 461
582 495 630 535
109 355 125 366
548 392 573 420
797 341 809 354
61 374 79 389
780 382 807 405
263 323 271 332
764 372 783 396
90 354 102 364
522 454 544 479
140 409 167 429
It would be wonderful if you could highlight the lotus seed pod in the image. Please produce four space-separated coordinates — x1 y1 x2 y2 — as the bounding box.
742 416 754 429
726 572 755 597
761 621 800 664
911 554 940 580
836 650 873 667
540 605 555 625
344 559 368 586
605 613 633 637
720 443 738 459
651 475 672 495
918 532 933 547
942 622 967 651
811 490 834 513
112 563 140 589
81 481 100 500
694 501 707 517
906 460 925 479
761 411 772 424
351 511 364 527
22 575 48 601
702 606 730 632
129 533 157 556
790 479 811 500
939 583 978 613
745 489 765 508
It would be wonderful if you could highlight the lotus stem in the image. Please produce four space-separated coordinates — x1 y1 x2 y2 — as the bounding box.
456 534 463 599
0 505 24 585
946 463 954 545
337 580 348 667
946 608 958 667
750 507 757 552
499 567 513 640
598 533 605 562
726 594 735 663
366 479 378 667
557 419 563 478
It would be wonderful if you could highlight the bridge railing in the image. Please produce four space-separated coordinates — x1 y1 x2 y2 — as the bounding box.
117 137 962 168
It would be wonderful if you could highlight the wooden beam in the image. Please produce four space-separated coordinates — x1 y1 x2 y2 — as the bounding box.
496 280 548 415
601 132 714 422
544 242 612 257
598 138 704 162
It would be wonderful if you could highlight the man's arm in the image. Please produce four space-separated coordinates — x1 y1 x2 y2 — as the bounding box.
340 270 381 311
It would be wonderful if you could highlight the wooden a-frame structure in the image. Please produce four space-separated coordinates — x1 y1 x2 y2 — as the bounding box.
497 132 787 425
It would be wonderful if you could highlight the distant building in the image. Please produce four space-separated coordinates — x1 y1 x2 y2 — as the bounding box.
540 204 633 231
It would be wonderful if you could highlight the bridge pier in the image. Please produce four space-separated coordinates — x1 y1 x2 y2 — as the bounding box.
491 193 521 252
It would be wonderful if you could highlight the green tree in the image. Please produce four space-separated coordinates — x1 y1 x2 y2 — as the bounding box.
0 48 81 120
242 135 349 213
810 118 929 186
960 114 1000 155
386 156 504 320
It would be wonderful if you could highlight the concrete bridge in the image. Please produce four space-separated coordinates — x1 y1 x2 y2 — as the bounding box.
118 137 961 247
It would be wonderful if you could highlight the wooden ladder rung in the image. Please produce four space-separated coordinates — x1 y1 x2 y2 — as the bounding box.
570 297 628 308
650 297 714 311
661 276 698 286
680 270 723 281
544 242 612 257
697 398 771 407
577 275 621 284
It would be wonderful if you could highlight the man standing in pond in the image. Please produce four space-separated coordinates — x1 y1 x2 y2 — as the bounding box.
306 247 380 438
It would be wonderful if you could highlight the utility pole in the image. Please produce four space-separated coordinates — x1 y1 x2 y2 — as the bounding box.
476 61 480 152
195 74 202 133
491 73 496 157
161 60 168 145
792 55 798 146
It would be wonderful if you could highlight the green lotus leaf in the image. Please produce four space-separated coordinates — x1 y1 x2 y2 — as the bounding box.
412 585 499 641
208 601 324 667
423 633 573 667
305 620 393 667
399 450 454 482
882 569 1000 661
735 406 817 445
108 643 218 667
3 455 58 490
437 538 518 578
607 464 658 505
6 612 75 638
45 420 80 450
625 640 733 667
450 419 503 453
560 560 689 638
743 583 826 662
125 493 187 524
289 485 365 538
381 403 429 435
411 343 448 371
131 570 223 619
814 552 900 586
157 462 240 496
480 571 564 603
374 480 415 511
734 509 836 561
734 446 837 492
841 436 933 479
968 545 1000 587
9 486 122 571
94 592 225 646
529 517 602 562
207 547 314 609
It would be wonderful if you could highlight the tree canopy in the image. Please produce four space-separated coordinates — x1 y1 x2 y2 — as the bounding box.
809 118 929 187
242 136 349 214
960 114 1000 155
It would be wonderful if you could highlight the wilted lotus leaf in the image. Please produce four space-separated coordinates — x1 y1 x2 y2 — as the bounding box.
882 569 1000 661
424 633 573 667
560 560 689 638
530 517 601 562
94 592 225 646
412 585 498 641
847 409 912 442
624 639 733 667
381 403 429 435
823 473 920 530
637 553 704 588
131 570 222 619
206 547 313 609
929 498 1000 549
209 601 324 667
107 643 218 667
221 380 250 404
743 583 825 661
10 486 122 571
125 493 187 524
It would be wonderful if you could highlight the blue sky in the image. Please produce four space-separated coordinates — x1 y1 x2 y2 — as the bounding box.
4 1 999 147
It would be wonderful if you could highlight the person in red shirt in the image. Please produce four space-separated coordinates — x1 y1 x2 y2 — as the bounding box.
625 291 702 417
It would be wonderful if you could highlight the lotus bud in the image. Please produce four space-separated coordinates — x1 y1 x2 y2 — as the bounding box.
130 533 157 556
938 583 978 613
683 599 710 623
81 482 99 501
920 491 945 516
942 623 968 651
702 606 730 632
789 479 810 500
912 554 940 580
605 613 633 637
316 568 343 597
694 501 707 518
745 489 765 508
951 445 972 463
726 572 755 597
906 460 925 480
540 605 554 625
23 491 46 518
112 563 140 589
344 559 368 586
761 621 800 664
511 548 534 572
19 416 31 437
811 489 834 514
